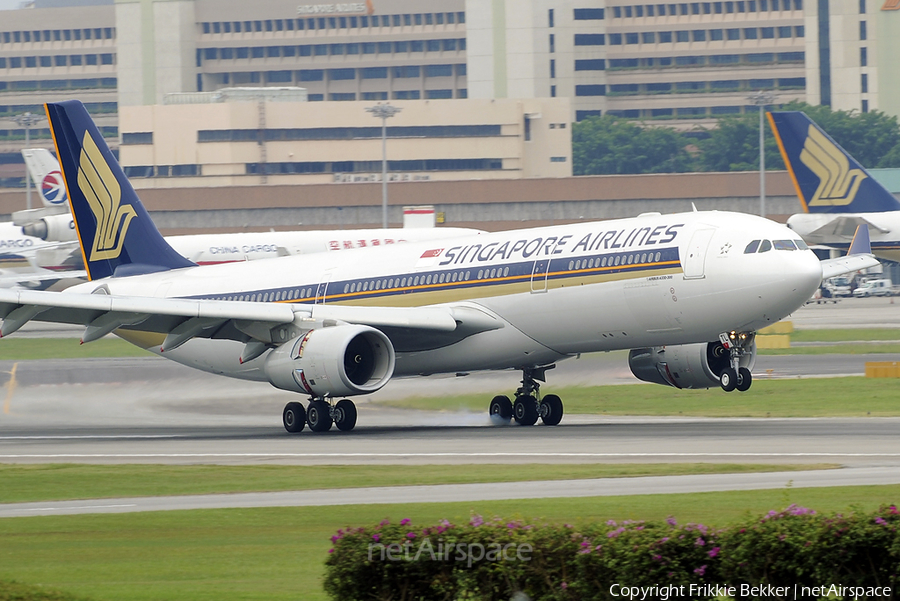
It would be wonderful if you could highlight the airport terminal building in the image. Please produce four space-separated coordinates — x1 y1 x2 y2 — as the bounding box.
0 0 898 187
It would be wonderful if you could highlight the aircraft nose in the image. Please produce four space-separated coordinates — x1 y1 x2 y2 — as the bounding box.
789 250 825 304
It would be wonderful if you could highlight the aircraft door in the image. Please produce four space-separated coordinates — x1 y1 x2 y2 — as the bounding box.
682 228 716 280
315 270 332 304
531 258 550 293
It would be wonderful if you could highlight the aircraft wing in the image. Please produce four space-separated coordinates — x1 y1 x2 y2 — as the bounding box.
0 288 499 351
808 216 890 238
818 223 880 280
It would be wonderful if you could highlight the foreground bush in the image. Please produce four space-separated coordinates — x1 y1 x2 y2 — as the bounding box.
323 505 899 600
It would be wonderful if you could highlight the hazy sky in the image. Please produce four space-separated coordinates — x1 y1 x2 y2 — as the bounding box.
0 0 28 9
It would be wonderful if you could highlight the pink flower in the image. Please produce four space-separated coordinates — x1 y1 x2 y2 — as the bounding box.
406 532 416 539
607 527 625 538
380 519 390 526
328 549 334 554
693 564 707 576
876 517 888 526
400 518 411 526
607 519 617 526
889 505 898 515
372 534 380 542
666 516 677 527
695 537 705 546
708 547 720 558
561 582 568 590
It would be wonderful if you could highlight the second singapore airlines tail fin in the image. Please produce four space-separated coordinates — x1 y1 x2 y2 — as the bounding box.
768 111 900 214
22 148 69 208
45 100 195 281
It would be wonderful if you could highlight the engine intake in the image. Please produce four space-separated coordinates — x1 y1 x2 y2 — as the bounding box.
264 324 395 397
628 341 756 389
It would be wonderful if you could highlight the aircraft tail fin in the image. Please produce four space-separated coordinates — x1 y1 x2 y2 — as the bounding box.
45 100 195 281
767 111 900 214
22 148 68 208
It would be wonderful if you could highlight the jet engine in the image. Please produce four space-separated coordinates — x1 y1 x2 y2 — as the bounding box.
263 324 395 397
22 214 77 242
628 340 756 389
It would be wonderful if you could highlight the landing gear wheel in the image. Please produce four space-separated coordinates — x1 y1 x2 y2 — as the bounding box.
307 400 333 432
539 394 564 426
720 368 738 392
513 395 539 426
283 402 306 433
333 399 358 431
736 367 752 392
489 395 513 423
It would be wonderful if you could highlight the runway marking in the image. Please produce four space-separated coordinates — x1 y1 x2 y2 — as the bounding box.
0 435 190 440
2 452 900 458
25 504 137 512
3 362 16 415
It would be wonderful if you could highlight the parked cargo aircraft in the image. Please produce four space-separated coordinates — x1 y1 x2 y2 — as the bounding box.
20 148 481 264
770 111 900 262
0 102 879 433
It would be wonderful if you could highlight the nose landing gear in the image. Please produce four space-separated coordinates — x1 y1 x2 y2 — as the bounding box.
489 365 563 426
717 331 755 393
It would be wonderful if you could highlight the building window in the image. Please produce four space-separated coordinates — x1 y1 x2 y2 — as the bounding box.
710 29 723 40
70 55 82 66
862 99 869 112
625 5 633 16
861 73 868 93
426 39 441 51
796 25 804 36
361 67 388 79
626 32 639 44
425 89 452 99
744 28 758 39
761 27 775 38
551 84 556 97
574 33 607 46
693 30 706 41
676 30 689 42
575 84 606 96
548 8 554 26
609 33 622 45
860 21 866 40
642 31 656 43
299 69 324 81
393 65 420 78
613 6 622 17
659 31 673 42
550 59 556 78
778 26 792 37
330 93 357 101
425 64 453 77
860 0 866 11
861 46 867 66
575 59 606 70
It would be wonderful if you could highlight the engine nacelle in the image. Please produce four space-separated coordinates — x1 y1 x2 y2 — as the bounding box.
628 341 756 389
22 214 77 242
264 324 395 397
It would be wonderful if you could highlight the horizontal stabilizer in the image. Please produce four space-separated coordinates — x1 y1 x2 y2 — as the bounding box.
848 224 872 256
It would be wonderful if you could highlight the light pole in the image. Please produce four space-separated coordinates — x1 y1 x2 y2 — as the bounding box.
365 103 402 228
12 111 44 210
747 90 776 218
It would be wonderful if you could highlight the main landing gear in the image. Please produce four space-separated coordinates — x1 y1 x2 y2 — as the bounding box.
282 397 358 433
489 365 564 427
716 331 754 393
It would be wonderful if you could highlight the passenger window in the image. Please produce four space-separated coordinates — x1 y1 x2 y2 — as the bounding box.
744 240 760 254
794 239 809 250
758 240 772 253
773 240 796 250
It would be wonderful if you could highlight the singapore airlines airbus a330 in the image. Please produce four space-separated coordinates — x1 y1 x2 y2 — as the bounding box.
0 101 878 433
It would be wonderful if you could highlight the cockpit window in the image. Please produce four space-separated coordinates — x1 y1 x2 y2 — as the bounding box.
794 239 809 250
744 240 760 254
773 240 797 251
758 239 772 253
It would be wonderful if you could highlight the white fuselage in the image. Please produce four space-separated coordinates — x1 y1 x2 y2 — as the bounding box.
67 211 823 384
788 212 900 262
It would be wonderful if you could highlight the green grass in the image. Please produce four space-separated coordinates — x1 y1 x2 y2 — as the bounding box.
0 579 91 601
790 328 900 342
385 376 900 417
0 463 837 504
0 338 150 361
0 485 897 601
760 343 900 355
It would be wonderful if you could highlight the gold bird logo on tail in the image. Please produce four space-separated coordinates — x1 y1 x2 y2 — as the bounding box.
799 124 867 207
77 131 136 261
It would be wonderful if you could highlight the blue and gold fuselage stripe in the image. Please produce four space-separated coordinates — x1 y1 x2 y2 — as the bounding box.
188 246 682 306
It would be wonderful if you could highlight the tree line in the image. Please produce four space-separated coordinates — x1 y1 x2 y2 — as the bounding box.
572 101 900 175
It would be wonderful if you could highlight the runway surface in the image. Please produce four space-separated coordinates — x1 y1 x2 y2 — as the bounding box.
1 297 898 514
2 466 899 518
